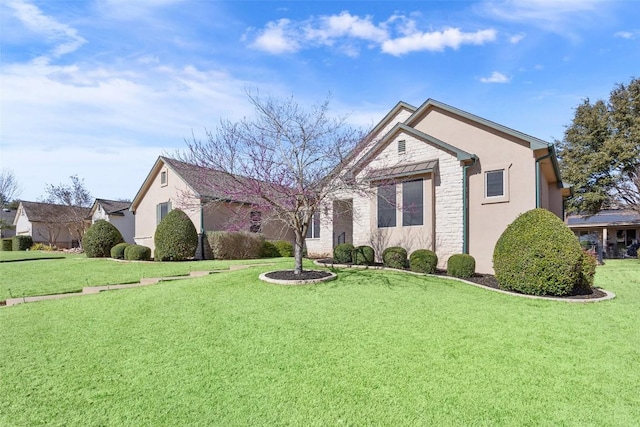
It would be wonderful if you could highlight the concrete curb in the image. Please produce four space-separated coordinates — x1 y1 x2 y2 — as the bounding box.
259 270 337 286
313 260 616 303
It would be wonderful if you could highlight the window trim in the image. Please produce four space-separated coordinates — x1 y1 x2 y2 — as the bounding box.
377 183 397 228
402 179 424 226
305 211 321 239
160 170 168 187
482 164 511 204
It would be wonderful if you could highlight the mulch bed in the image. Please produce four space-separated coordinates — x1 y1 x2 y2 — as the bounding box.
316 258 607 300
264 270 334 281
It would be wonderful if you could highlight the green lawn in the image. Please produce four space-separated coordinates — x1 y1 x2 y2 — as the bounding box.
1 259 639 426
0 251 284 301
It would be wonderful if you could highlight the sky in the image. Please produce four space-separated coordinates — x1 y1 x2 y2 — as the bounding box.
1 0 638 203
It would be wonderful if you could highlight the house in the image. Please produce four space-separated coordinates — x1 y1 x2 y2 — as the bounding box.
13 201 90 248
0 208 17 239
130 156 294 257
305 99 569 274
89 199 135 243
567 210 640 258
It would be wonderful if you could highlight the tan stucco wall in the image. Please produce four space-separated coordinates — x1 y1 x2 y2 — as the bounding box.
92 206 136 244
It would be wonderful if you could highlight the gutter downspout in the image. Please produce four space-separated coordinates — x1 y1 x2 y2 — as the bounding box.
535 147 553 208
199 200 205 260
462 156 478 254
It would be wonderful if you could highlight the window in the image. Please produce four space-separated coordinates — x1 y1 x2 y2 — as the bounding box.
377 184 396 228
485 170 504 198
160 170 167 186
402 179 423 226
250 211 262 233
398 140 406 154
156 201 171 224
305 212 320 239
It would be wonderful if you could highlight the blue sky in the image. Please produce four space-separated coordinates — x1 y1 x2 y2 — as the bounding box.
1 0 638 202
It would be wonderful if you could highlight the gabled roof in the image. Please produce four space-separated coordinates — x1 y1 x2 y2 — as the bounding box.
369 101 417 138
0 209 17 226
16 201 90 224
404 98 550 150
90 199 131 217
130 156 275 212
350 123 475 177
566 210 640 227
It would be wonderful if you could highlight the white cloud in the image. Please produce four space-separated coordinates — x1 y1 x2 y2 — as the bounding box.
614 30 638 39
381 28 497 56
250 19 300 54
249 12 497 57
5 0 86 64
509 33 526 44
480 71 510 83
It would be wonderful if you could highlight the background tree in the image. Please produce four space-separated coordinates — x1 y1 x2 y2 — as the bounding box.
0 169 22 209
557 77 640 215
40 175 93 247
180 92 367 275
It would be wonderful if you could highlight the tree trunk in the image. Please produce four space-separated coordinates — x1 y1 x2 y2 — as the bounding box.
294 231 304 275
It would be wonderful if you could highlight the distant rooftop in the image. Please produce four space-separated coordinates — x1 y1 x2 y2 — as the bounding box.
566 210 640 227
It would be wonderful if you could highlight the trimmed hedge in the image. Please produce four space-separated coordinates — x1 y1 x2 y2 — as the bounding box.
447 254 476 278
261 241 281 258
382 246 408 269
409 249 438 274
110 242 131 259
124 244 151 261
154 209 198 261
83 220 124 258
1 238 12 251
206 231 264 260
273 240 294 257
353 245 375 266
334 243 355 264
580 250 597 290
493 208 585 296
12 235 33 251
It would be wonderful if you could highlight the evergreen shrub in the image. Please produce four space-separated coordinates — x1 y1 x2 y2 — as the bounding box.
382 246 408 269
333 243 355 264
83 220 124 258
124 244 151 261
353 245 375 265
447 254 476 278
261 241 281 258
1 238 13 251
12 235 33 251
110 242 131 259
409 249 438 274
273 240 294 257
493 208 585 296
154 209 198 261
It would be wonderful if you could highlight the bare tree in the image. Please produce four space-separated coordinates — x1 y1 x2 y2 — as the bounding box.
0 169 22 209
40 175 93 247
180 92 369 275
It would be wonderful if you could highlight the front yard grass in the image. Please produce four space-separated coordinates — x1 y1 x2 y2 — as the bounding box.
0 252 286 301
1 259 639 426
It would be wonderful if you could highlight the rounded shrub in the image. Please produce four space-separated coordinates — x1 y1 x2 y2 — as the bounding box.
579 250 597 291
12 235 33 251
353 245 375 266
1 238 13 251
382 246 408 269
83 220 124 258
493 208 584 296
409 249 438 274
334 243 355 264
124 244 151 261
110 242 131 259
447 254 476 278
154 209 198 261
273 240 294 257
261 241 281 258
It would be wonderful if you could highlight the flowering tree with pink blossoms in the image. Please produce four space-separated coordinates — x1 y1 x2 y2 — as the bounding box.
180 92 369 275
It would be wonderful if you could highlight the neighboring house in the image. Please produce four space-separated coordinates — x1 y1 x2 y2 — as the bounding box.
89 199 135 243
306 99 569 274
13 201 91 248
567 210 640 258
1 208 17 239
130 156 294 257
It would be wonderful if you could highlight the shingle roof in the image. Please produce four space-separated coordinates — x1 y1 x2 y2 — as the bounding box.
0 209 17 226
566 210 640 227
19 201 90 223
94 199 131 216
